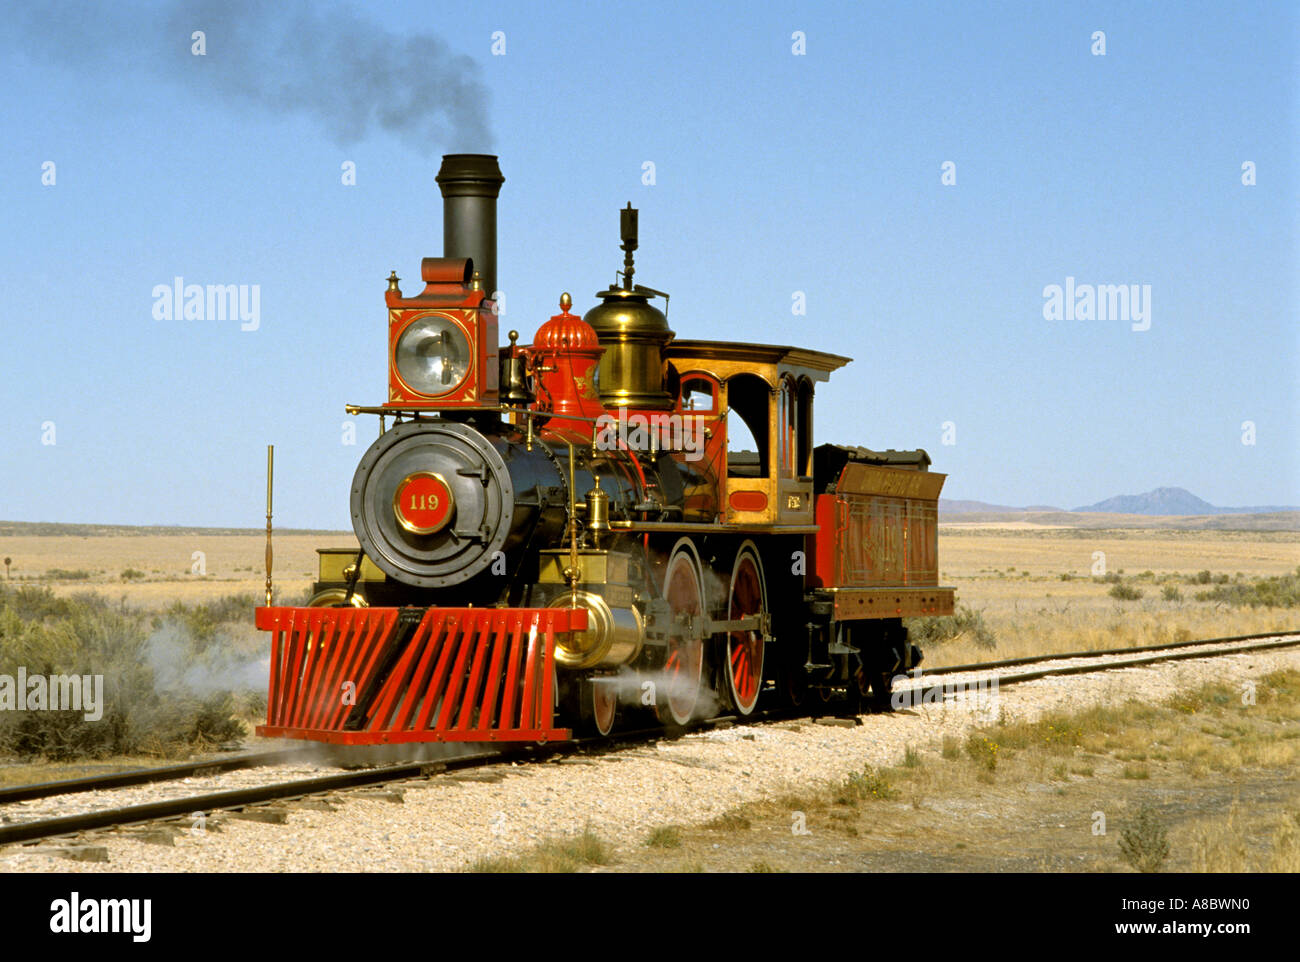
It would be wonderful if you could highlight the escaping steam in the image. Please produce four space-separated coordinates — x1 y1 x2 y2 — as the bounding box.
9 0 493 152
142 620 268 696
605 666 726 721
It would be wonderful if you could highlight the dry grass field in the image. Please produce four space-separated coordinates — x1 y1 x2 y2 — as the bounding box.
927 525 1300 666
2 522 1296 649
0 529 347 608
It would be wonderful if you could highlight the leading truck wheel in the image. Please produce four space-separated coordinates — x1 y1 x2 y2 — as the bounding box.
657 539 706 727
723 542 767 716
582 678 618 736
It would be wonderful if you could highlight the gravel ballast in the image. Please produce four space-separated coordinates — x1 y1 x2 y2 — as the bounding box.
3 645 1297 873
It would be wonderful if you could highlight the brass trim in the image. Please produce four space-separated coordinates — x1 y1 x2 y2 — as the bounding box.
346 404 606 428
316 548 387 583
548 589 644 669
665 339 851 372
608 520 820 534
537 549 631 586
822 585 957 594
392 471 454 535
307 587 369 608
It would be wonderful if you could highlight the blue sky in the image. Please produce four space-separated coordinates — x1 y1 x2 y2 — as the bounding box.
1 0 1296 528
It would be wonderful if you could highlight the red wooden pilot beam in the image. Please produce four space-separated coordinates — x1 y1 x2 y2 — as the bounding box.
254 606 586 744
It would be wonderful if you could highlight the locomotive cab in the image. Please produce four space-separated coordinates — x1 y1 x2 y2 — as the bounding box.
664 341 847 525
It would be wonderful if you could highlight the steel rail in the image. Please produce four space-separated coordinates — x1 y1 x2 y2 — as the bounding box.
901 635 1300 703
0 753 498 847
0 749 312 806
922 628 1299 676
0 713 775 848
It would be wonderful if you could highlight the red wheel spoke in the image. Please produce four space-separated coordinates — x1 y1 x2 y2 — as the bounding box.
725 546 766 716
659 540 705 726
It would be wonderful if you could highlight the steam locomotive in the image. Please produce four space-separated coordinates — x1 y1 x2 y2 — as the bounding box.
255 155 954 745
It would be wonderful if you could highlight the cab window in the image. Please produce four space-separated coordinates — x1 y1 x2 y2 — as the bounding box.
726 373 770 478
679 375 718 414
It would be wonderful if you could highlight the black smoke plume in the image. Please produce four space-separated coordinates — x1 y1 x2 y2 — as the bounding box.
7 0 494 153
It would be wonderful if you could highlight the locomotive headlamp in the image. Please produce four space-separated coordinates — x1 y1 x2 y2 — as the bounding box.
394 314 471 396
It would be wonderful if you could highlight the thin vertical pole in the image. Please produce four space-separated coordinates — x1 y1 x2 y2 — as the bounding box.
265 444 274 607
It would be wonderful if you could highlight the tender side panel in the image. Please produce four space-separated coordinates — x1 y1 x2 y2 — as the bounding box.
807 462 954 618
811 494 940 586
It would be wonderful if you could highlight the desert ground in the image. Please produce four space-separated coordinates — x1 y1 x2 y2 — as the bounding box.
0 526 335 607
928 523 1298 665
1 520 1296 659
1 518 1297 873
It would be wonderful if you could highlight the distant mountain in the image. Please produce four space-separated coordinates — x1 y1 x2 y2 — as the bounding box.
940 499 1063 513
1074 487 1217 515
940 487 1299 517
1073 487 1300 515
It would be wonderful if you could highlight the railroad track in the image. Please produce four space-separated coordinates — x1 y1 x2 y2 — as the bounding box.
7 629 1277 806
923 628 1300 676
0 748 310 806
0 713 768 850
905 629 1300 701
2 628 1296 852
0 752 495 847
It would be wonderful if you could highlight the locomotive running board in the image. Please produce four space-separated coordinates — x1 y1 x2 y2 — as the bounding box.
254 606 586 744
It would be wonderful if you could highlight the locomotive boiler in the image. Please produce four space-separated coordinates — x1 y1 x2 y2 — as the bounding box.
255 154 954 745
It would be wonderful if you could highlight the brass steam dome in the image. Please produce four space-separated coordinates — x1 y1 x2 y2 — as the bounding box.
584 203 675 410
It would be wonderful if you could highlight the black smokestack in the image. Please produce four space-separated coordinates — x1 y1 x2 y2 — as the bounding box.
436 155 505 299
